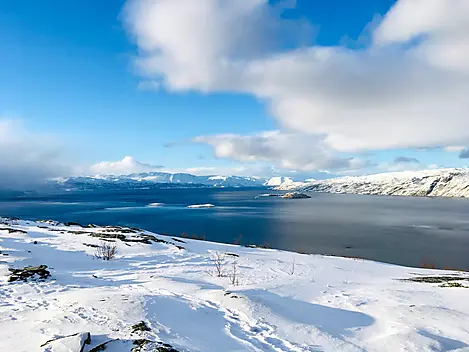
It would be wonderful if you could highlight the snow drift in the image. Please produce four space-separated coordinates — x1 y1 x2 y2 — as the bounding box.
1 217 468 351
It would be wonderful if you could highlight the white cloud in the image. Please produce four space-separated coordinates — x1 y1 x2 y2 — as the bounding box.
194 131 365 171
123 0 469 161
89 156 163 175
374 0 469 73
0 119 68 187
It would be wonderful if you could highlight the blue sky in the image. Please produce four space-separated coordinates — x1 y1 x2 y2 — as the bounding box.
1 0 469 183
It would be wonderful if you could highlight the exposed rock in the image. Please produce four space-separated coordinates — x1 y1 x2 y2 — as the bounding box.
131 321 151 333
8 265 51 282
88 339 116 351
65 221 84 227
83 243 100 248
0 227 28 234
40 332 91 352
280 192 311 199
403 276 469 284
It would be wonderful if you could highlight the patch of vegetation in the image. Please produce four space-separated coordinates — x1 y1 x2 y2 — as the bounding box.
440 282 468 288
8 265 51 282
131 339 151 352
420 262 437 269
403 276 469 284
131 321 151 333
67 230 92 235
131 339 180 352
102 226 138 233
89 232 127 241
172 237 186 244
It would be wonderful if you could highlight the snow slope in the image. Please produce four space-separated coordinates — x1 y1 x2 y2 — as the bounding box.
297 168 469 198
1 218 469 351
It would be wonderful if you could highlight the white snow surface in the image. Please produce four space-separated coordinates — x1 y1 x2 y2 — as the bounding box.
296 168 469 197
1 218 469 351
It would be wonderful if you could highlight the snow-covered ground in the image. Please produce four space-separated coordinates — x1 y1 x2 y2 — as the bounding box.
1 218 469 351
279 168 469 198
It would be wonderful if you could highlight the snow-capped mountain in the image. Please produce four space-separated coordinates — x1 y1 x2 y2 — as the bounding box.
50 172 268 190
265 176 307 190
295 168 469 198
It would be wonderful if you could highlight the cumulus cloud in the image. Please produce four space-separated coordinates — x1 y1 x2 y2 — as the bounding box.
89 156 164 175
194 131 365 171
0 119 69 188
123 0 469 162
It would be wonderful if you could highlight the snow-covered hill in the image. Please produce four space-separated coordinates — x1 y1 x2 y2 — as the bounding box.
296 168 469 198
1 217 469 351
266 177 307 190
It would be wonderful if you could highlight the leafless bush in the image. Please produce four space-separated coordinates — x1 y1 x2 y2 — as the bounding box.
95 241 117 260
230 261 239 286
211 251 226 277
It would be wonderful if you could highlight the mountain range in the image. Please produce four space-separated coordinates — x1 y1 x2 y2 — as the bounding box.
47 168 469 198
277 168 469 198
49 172 269 190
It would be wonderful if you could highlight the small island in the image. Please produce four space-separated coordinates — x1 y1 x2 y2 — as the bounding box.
280 192 311 199
187 204 216 208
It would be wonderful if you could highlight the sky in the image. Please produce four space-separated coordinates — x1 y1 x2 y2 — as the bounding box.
1 0 469 187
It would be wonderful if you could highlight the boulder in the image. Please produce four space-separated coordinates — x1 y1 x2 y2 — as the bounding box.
8 265 51 282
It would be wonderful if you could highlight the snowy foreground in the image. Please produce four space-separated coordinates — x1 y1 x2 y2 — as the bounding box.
278 168 469 198
1 218 469 351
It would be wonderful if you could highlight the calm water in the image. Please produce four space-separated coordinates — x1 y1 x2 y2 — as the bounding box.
1 188 469 270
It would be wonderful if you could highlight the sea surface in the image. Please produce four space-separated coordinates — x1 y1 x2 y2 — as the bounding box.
1 188 469 270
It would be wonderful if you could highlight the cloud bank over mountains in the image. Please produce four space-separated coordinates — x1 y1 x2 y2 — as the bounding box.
0 119 68 188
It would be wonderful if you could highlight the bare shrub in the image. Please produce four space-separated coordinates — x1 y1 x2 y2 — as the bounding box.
211 251 226 277
230 261 239 286
95 241 117 260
